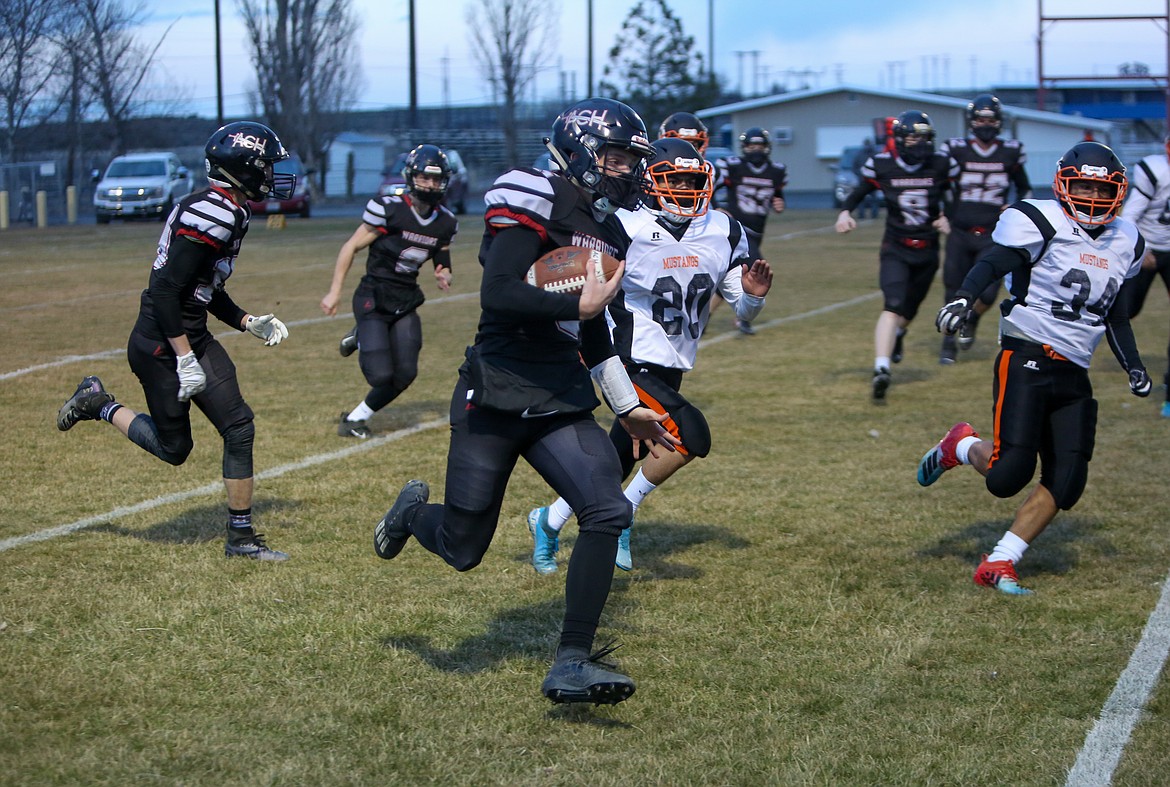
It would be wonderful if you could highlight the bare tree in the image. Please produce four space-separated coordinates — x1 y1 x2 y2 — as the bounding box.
0 0 66 162
237 0 362 192
74 0 172 154
466 0 558 168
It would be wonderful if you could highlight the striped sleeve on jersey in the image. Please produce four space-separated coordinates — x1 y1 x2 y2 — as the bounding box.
483 168 557 237
175 191 242 249
362 196 398 229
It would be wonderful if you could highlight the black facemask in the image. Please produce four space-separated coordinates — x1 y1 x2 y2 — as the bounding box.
972 125 999 143
743 150 768 166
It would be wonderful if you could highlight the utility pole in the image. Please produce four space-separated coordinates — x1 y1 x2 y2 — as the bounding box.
734 51 746 95
408 0 418 126
587 0 594 96
214 0 224 126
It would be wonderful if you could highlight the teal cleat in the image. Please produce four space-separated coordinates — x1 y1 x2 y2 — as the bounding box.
1162 401 1170 418
527 507 559 575
615 523 632 571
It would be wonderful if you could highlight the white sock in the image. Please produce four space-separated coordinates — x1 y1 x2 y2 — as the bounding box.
546 497 574 532
955 436 980 465
347 402 375 422
623 469 658 516
875 356 891 371
987 531 1029 565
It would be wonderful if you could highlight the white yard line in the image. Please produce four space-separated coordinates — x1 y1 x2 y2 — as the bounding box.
1065 574 1170 786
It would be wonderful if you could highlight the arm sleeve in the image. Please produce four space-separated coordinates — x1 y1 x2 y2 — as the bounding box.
432 247 452 270
578 312 618 369
840 179 878 212
150 236 207 339
479 226 580 322
208 288 247 330
957 244 1029 300
1010 164 1033 201
1105 278 1146 373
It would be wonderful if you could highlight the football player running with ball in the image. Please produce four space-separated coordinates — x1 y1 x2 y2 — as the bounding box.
320 144 458 439
527 137 772 574
370 98 679 706
918 142 1150 595
56 122 294 560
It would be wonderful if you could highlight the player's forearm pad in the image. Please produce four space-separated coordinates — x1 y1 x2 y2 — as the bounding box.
735 293 766 323
590 355 640 417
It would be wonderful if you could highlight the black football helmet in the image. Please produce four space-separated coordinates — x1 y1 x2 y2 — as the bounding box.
205 121 292 201
643 138 714 223
546 97 655 212
892 110 935 166
659 111 709 155
1053 141 1127 226
403 144 451 207
967 94 1003 143
739 126 771 165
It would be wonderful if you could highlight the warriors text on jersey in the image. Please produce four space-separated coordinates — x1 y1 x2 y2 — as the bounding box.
993 200 1144 368
1120 151 1170 250
940 137 1029 230
609 209 750 371
134 187 250 349
478 167 632 367
851 151 958 240
717 156 788 234
361 195 458 287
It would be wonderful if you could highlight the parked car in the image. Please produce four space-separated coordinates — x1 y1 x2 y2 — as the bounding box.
378 148 468 213
831 145 882 210
247 153 311 218
704 146 734 208
92 152 193 223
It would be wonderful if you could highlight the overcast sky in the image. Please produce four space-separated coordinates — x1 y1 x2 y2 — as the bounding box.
139 0 1169 118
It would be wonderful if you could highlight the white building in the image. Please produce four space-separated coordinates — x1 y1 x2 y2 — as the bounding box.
697 85 1114 196
325 132 392 199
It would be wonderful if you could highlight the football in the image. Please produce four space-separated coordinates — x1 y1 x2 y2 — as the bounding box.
526 246 622 294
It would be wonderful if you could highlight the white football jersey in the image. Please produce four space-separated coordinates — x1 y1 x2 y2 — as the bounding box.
609 208 750 371
994 199 1143 368
1120 152 1170 251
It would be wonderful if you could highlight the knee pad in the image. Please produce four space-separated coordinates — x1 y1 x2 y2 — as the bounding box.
128 413 192 466
221 419 255 480
359 352 396 389
984 445 1037 500
1040 453 1090 510
576 495 632 538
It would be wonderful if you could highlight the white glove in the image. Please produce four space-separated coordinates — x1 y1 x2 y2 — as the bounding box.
176 352 206 402
245 313 289 346
935 296 972 335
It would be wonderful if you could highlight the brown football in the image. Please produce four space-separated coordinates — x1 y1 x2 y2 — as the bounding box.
525 246 622 294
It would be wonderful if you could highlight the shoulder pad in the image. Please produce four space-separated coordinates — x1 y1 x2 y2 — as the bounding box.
176 190 243 248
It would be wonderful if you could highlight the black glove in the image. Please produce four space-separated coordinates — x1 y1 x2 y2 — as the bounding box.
1129 368 1152 397
935 295 972 335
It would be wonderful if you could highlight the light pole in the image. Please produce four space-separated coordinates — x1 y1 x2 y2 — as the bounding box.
214 0 224 126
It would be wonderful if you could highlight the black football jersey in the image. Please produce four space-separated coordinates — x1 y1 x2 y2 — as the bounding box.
476 167 633 368
134 187 250 346
717 157 788 234
858 151 958 240
361 195 459 288
940 137 1030 230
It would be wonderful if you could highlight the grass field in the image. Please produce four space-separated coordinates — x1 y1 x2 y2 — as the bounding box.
2 209 1169 786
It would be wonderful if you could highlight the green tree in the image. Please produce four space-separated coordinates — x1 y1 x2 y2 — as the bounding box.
597 0 718 131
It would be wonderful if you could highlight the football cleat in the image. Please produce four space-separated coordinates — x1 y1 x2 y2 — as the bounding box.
939 336 957 365
374 480 428 559
871 367 891 401
1161 401 1170 418
974 555 1033 595
917 422 978 486
615 523 632 571
338 412 371 439
891 332 905 364
225 532 289 561
541 642 636 705
339 326 358 357
57 376 115 431
527 507 559 575
957 313 979 350
735 319 756 335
